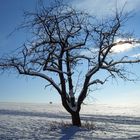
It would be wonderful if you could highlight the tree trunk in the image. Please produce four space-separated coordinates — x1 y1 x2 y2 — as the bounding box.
61 96 81 126
71 97 75 107
71 112 81 127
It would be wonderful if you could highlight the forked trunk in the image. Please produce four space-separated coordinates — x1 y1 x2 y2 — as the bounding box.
71 112 81 127
61 96 81 126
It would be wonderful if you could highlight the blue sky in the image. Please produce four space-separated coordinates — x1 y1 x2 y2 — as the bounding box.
0 0 140 105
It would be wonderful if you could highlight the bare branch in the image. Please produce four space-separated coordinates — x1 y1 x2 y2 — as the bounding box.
88 76 110 87
0 1 140 121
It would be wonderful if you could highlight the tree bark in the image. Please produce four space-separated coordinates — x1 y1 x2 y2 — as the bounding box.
71 97 75 107
71 112 81 127
61 95 81 126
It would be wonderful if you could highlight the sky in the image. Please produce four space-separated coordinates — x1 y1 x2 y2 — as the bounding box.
0 0 140 105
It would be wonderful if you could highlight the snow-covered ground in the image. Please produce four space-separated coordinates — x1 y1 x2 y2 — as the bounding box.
0 102 140 140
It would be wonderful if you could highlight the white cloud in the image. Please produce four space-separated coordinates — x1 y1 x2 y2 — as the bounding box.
71 0 140 18
80 39 140 56
111 38 140 53
81 39 140 56
111 43 133 53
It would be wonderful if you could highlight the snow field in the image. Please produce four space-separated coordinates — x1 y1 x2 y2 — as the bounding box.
0 102 140 139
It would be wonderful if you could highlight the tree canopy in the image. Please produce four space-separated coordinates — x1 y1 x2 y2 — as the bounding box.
0 1 140 126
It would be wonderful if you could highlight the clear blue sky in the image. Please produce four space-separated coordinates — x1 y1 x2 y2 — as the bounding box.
0 0 140 105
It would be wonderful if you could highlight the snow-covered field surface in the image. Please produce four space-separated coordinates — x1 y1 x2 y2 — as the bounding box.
0 102 140 140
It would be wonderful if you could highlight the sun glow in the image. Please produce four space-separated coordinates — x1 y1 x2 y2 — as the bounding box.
111 38 140 53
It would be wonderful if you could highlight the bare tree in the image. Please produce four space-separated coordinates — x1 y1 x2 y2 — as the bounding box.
0 1 140 126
